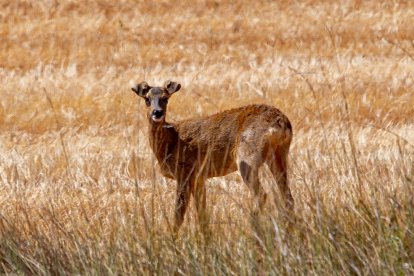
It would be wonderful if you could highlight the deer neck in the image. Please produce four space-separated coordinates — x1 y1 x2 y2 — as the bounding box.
148 119 177 162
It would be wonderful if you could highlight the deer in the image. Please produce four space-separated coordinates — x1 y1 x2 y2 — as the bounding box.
131 80 294 235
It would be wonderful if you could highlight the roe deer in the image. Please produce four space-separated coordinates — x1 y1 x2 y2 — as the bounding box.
132 80 293 234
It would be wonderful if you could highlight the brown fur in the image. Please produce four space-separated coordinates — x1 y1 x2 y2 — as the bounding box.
132 81 293 234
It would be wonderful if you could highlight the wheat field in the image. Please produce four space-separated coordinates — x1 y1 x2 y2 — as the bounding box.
1 0 414 274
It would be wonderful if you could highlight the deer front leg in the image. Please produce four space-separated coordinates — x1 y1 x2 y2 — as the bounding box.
192 179 210 233
173 177 193 234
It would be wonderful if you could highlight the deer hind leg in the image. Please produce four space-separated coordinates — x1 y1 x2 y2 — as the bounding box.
266 146 294 210
237 143 267 213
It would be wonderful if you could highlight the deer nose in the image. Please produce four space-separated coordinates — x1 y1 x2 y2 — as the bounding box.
152 110 164 118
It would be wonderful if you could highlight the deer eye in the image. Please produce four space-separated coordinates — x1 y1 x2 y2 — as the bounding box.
160 97 168 104
145 98 151 106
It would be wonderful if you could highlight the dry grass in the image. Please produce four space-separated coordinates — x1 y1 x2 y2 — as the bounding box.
1 0 414 274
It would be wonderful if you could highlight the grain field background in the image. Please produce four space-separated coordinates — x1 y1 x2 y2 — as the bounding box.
1 0 414 274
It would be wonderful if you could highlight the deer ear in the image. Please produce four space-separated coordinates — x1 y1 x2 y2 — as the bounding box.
131 81 150 97
164 80 181 95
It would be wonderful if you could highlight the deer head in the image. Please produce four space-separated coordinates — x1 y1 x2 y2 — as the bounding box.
131 80 181 123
